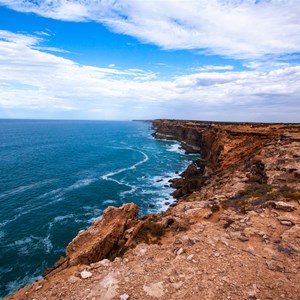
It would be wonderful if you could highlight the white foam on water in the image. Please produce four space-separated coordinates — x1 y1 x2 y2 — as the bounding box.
102 199 117 205
0 194 64 229
120 186 137 198
42 234 53 253
101 148 149 182
47 213 76 232
37 188 63 199
65 178 97 192
0 230 5 240
0 179 58 200
8 235 54 256
166 142 186 155
5 273 43 299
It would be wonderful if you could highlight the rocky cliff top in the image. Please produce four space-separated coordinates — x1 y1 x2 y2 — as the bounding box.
6 120 300 300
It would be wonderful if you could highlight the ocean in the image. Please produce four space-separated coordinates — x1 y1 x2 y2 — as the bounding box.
0 119 198 298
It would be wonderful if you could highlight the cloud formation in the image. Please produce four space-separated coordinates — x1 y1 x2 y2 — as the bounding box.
0 30 299 121
1 0 300 59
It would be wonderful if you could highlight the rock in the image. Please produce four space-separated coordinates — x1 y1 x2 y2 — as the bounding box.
277 216 297 225
35 285 42 291
65 203 139 266
172 282 184 290
143 282 165 298
120 293 130 300
187 254 194 261
280 220 293 226
176 248 184 256
90 259 111 269
203 211 213 219
80 270 92 279
238 234 249 242
266 260 285 272
275 201 296 212
68 275 81 283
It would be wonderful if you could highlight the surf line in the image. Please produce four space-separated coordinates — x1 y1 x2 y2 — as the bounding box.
100 148 149 185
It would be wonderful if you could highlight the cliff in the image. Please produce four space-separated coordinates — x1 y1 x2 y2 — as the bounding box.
6 120 300 300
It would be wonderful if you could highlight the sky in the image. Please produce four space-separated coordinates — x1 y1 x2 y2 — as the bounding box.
0 0 300 122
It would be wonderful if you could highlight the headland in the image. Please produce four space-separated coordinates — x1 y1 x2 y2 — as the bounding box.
6 119 300 299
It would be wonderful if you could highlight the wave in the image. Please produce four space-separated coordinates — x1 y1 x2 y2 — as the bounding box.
166 143 186 155
4 273 43 299
0 230 5 240
102 199 117 205
101 148 149 182
0 179 58 200
6 234 53 256
0 194 64 229
65 178 96 192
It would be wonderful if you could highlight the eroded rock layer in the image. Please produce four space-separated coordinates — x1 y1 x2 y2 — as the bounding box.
6 120 300 300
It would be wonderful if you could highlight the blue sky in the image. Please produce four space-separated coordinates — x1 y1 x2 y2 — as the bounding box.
0 0 299 122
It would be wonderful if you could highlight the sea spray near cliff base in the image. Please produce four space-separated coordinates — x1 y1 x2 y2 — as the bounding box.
0 119 198 298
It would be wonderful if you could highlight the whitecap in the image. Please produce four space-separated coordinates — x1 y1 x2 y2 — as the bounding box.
166 143 186 155
120 186 137 198
101 148 149 182
0 179 58 200
65 178 96 192
8 235 54 256
102 199 117 205
5 274 43 299
42 234 53 253
0 194 64 228
0 230 5 240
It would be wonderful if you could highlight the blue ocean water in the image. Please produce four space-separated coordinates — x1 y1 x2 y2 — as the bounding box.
0 119 198 298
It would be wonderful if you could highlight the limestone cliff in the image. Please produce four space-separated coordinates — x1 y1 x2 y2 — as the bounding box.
6 120 300 300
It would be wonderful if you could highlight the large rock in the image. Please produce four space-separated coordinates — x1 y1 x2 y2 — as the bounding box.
44 203 139 277
66 203 139 266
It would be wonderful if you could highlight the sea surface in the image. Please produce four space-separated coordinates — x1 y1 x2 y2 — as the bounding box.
0 119 198 298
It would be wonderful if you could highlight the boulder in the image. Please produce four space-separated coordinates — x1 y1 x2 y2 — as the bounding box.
66 203 139 266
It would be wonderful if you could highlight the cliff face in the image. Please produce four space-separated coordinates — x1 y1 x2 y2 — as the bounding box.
7 120 300 300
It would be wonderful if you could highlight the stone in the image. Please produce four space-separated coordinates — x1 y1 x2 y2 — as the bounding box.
187 254 194 261
35 285 42 291
176 248 184 256
280 220 293 226
120 293 130 300
238 235 249 242
266 260 285 272
66 203 139 267
90 259 111 269
68 275 81 284
203 211 213 219
143 282 165 298
80 270 92 279
275 201 295 212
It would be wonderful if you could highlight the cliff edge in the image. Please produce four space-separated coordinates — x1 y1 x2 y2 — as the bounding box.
6 120 300 300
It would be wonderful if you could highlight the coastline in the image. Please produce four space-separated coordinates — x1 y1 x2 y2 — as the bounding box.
6 119 300 300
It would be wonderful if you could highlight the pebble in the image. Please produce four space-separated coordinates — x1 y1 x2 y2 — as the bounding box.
120 293 130 300
238 235 249 242
279 220 293 226
80 270 93 279
90 259 110 269
177 248 184 256
187 254 194 261
35 285 43 291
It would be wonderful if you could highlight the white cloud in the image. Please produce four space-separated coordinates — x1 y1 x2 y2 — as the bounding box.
197 65 234 72
1 0 300 59
0 30 299 121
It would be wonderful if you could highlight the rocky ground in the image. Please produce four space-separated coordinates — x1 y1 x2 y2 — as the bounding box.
6 120 300 300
